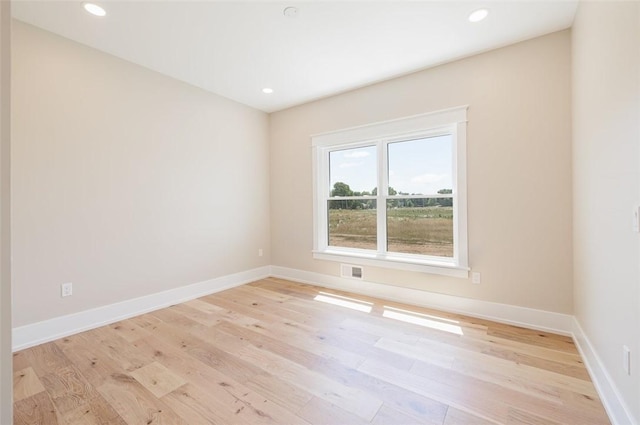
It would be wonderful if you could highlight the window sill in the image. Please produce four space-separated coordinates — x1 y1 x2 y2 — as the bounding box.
312 249 469 278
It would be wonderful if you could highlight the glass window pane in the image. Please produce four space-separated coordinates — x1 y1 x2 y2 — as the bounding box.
387 135 452 196
328 200 377 250
329 146 377 197
387 199 453 257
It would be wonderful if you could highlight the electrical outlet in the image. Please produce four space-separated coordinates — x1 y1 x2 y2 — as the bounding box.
623 345 631 375
61 282 73 297
472 272 481 284
258 248 263 257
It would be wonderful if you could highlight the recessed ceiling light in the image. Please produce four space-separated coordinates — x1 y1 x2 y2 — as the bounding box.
468 8 489 23
262 88 274 94
83 2 106 17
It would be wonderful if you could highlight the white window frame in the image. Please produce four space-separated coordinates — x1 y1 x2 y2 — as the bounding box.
311 106 469 278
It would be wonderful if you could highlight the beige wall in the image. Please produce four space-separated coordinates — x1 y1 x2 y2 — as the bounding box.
11 21 271 327
270 30 573 314
572 2 640 422
0 3 12 423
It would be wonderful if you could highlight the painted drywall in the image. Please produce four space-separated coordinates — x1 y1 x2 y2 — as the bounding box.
572 2 640 423
11 21 271 327
270 30 573 314
0 3 12 423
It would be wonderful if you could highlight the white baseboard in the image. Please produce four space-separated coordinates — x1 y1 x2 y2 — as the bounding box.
12 266 271 352
572 318 637 425
270 266 574 335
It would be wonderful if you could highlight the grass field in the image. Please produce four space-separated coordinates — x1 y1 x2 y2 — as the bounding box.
328 206 453 257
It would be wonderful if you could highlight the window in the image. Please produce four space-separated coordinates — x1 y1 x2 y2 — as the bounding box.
312 106 468 277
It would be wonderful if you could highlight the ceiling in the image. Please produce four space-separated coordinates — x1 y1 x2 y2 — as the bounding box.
12 1 578 113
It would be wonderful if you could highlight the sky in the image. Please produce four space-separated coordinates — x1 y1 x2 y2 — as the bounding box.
329 135 452 195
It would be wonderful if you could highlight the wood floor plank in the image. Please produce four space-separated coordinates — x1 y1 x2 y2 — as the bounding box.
555 388 610 419
449 348 596 401
375 336 455 369
360 357 511 423
245 372 315 414
168 302 229 327
190 378 311 425
372 404 431 425
234 282 294 303
60 394 128 425
13 367 46 402
13 391 61 425
83 325 154 373
55 333 129 389
132 332 313 425
214 319 448 423
129 335 253 424
210 323 384 421
212 315 367 370
311 325 416 372
484 345 591 381
160 383 228 424
410 359 605 425
130 361 188 398
17 342 72 378
339 316 422 345
220 286 351 332
392 334 591 402
476 333 585 366
506 406 563 425
486 327 578 354
38 364 100 416
13 350 32 372
96 373 188 425
444 406 498 425
14 278 611 425
297 396 371 425
108 319 151 343
143 317 266 385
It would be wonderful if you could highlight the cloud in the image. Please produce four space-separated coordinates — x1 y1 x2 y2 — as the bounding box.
344 151 371 159
340 162 362 168
411 173 447 184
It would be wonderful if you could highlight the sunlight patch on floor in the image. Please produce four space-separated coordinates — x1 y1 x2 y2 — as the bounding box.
314 292 373 313
382 306 464 335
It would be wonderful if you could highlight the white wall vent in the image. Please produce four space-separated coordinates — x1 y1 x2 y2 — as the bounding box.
341 264 363 280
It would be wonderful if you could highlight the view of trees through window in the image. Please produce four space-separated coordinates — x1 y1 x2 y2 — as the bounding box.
327 136 454 257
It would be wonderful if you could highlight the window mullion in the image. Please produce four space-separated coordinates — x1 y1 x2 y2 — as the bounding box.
377 140 388 255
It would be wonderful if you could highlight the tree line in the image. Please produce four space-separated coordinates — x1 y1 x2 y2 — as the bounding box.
329 182 452 210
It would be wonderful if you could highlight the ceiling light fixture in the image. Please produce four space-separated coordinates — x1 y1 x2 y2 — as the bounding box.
283 7 299 18
83 2 106 17
468 8 488 23
262 88 274 94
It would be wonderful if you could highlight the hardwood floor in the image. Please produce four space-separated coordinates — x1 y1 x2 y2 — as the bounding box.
13 278 610 424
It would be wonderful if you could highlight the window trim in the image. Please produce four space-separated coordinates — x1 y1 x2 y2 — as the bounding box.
312 106 469 278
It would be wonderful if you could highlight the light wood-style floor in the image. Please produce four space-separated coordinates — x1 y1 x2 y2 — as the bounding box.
13 278 610 425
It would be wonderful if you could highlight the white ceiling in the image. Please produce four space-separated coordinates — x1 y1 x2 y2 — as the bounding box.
12 1 578 113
